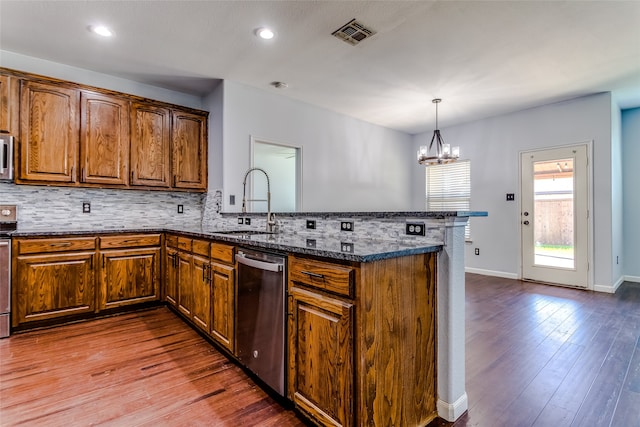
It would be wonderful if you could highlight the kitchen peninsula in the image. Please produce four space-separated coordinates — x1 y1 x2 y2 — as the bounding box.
9 210 486 426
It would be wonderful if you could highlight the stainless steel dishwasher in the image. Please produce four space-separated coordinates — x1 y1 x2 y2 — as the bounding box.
235 248 286 397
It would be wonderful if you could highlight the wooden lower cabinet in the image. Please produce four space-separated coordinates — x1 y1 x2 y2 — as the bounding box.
13 251 96 326
288 286 354 427
165 247 178 306
210 261 235 351
99 247 160 310
176 251 193 318
288 253 438 427
191 253 211 332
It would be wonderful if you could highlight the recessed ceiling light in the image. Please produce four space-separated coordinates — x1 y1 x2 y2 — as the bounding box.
89 25 113 37
255 27 275 40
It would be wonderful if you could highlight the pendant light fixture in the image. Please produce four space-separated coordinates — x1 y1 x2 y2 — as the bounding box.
417 98 460 165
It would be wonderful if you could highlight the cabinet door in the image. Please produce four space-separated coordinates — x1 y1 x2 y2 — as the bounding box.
19 80 79 183
131 103 171 187
14 252 95 326
288 287 354 427
80 91 130 185
99 247 160 310
191 254 211 332
0 74 19 134
211 262 235 352
177 251 193 317
165 247 178 307
172 110 207 190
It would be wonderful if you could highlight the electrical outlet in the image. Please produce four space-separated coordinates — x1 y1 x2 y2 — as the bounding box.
405 222 425 236
82 202 91 213
340 221 354 232
506 193 515 201
245 217 251 225
340 242 354 253
306 239 317 248
177 204 184 214
475 248 480 256
230 195 235 205
238 217 244 224
306 219 316 230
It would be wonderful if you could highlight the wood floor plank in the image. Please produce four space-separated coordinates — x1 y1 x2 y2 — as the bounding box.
0 308 306 427
4 275 640 427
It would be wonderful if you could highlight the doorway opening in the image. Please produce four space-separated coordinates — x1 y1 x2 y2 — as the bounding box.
520 144 590 288
250 137 302 213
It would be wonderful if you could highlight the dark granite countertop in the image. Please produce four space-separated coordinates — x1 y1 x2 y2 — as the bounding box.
220 210 488 219
9 226 441 262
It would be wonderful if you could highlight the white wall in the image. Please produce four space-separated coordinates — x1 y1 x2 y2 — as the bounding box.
622 107 640 280
220 81 414 212
0 50 203 109
412 93 615 290
204 81 224 191
611 101 624 286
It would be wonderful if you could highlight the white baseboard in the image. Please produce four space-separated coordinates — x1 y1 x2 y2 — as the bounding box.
593 279 621 294
593 285 616 294
625 275 640 283
465 267 518 280
437 393 468 422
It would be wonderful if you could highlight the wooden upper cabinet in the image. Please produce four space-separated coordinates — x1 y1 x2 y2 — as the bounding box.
80 91 130 185
19 80 79 183
172 110 207 191
131 103 171 188
0 74 19 134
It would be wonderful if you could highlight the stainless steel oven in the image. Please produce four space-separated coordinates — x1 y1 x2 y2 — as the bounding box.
0 205 16 338
0 134 14 181
235 248 287 397
0 237 10 337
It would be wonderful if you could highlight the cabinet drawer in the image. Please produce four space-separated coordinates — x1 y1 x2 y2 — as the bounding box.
289 256 354 298
166 234 178 248
99 234 161 249
16 237 97 255
177 237 192 252
192 239 210 257
211 243 234 264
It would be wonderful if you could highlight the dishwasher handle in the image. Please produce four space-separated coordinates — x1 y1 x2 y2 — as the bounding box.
236 252 283 272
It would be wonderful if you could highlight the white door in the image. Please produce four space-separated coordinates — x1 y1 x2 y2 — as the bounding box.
520 145 589 288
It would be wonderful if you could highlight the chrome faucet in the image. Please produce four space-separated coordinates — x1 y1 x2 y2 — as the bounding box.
242 167 276 233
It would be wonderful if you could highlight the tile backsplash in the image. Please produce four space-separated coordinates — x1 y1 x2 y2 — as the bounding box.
0 183 204 230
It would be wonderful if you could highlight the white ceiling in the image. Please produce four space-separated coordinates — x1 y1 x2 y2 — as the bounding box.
1 0 639 134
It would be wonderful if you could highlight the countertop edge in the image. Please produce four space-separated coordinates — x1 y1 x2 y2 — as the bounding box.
9 227 442 262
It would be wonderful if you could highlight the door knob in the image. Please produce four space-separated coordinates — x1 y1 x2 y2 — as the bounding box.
523 220 530 225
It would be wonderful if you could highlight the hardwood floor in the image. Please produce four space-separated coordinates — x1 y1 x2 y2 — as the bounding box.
2 275 639 426
446 274 640 427
0 308 306 426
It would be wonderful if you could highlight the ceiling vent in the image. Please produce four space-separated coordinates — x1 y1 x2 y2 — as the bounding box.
332 19 376 46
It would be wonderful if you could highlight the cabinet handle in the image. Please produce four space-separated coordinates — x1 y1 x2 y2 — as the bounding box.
172 253 177 268
202 264 207 281
130 170 134 182
52 242 71 247
71 166 76 182
90 256 93 269
102 254 105 268
173 175 177 187
301 270 324 279
82 167 86 182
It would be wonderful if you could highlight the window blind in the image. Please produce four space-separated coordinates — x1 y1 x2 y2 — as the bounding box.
425 160 471 238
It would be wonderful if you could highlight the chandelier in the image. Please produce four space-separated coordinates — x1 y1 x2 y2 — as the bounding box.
417 98 460 165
